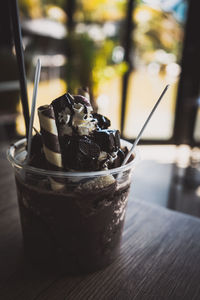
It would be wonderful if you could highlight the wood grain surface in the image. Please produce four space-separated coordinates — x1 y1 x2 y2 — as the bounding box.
1 144 200 300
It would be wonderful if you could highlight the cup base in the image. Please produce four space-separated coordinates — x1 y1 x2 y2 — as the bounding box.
16 175 129 275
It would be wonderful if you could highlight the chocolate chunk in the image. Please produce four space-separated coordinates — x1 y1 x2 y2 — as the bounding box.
79 138 100 158
109 149 125 168
51 93 74 124
51 93 75 151
63 136 100 171
93 129 121 153
118 148 126 161
115 130 121 149
92 113 110 129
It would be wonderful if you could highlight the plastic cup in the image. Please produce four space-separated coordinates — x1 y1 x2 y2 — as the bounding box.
7 138 138 274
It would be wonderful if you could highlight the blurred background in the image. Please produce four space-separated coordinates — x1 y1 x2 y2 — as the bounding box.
0 0 200 217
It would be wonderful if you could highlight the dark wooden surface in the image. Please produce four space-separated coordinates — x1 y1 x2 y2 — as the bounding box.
1 143 200 300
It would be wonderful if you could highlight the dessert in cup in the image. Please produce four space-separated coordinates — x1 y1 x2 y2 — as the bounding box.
8 89 137 274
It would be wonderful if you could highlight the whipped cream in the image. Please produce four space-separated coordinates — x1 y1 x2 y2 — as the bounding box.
99 150 118 169
58 102 97 136
98 151 108 161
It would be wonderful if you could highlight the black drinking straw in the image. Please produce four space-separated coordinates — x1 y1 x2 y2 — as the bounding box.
9 0 30 138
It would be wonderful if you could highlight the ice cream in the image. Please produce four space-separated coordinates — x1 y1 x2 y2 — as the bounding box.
10 90 135 274
30 91 128 173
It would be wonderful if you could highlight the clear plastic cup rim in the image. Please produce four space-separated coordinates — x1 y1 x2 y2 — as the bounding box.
7 138 139 178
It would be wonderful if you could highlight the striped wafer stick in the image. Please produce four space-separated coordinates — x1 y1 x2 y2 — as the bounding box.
38 104 62 169
38 104 65 190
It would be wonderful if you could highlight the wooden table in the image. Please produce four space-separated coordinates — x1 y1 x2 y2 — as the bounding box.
1 144 200 300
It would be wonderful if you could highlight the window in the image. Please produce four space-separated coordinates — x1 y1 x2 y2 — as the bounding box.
14 0 199 146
